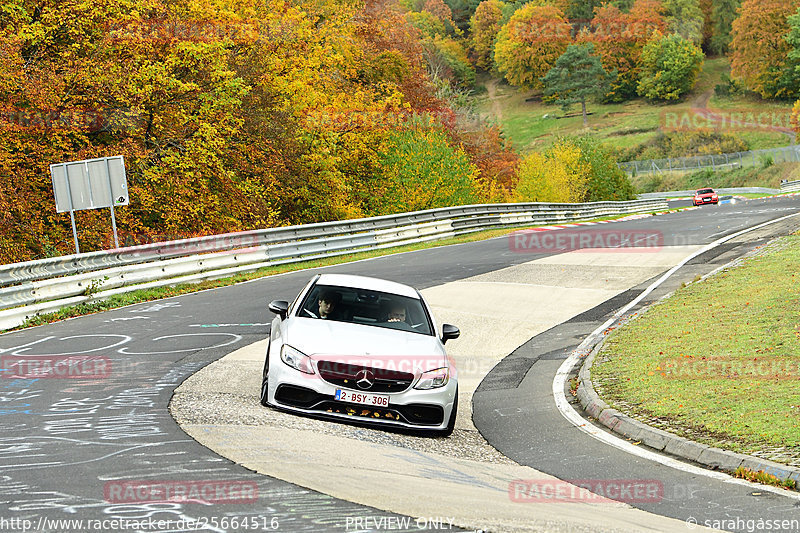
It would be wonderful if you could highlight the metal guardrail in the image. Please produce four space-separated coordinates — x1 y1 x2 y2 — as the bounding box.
0 199 667 330
620 145 800 176
781 180 800 192
639 187 781 199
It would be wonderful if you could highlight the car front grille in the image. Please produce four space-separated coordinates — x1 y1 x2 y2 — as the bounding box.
316 360 414 393
272 385 445 427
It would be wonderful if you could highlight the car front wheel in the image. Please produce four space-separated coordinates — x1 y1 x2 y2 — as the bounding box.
260 345 271 407
440 388 458 437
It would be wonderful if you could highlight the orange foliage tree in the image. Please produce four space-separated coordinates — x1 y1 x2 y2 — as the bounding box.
730 0 798 99
577 0 666 101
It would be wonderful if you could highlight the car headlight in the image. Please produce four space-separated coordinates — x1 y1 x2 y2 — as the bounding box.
414 367 449 390
280 345 315 374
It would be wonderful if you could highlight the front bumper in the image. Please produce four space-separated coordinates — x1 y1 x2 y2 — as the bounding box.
694 197 718 205
266 353 457 431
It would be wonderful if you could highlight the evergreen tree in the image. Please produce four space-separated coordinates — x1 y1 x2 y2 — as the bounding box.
663 0 705 45
541 44 615 127
710 0 741 55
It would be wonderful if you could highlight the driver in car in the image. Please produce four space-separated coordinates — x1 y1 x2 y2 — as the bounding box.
318 290 342 320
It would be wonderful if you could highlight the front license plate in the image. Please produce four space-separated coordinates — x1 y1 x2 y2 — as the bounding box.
335 389 390 407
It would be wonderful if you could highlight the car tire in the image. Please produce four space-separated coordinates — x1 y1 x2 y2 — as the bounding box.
260 344 271 407
440 388 458 437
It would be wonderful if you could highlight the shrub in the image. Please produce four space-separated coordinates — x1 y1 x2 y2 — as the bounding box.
516 141 589 202
515 136 636 202
619 131 750 161
370 126 481 213
637 32 704 101
571 136 637 201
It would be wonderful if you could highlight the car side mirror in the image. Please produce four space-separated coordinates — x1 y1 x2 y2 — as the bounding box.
441 324 460 344
268 300 289 320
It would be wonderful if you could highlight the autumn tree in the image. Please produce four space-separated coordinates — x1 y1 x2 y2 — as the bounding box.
370 126 480 213
469 0 505 70
637 32 704 100
493 4 572 89
541 44 615 127
731 0 798 99
578 0 665 101
789 8 800 57
424 35 476 87
516 142 589 203
407 10 448 38
571 136 636 201
515 136 635 202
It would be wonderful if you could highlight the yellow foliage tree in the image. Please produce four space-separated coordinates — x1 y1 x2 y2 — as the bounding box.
515 142 589 203
493 4 572 89
791 100 800 137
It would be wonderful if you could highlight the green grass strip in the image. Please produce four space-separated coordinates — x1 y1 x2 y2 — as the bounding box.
593 234 800 459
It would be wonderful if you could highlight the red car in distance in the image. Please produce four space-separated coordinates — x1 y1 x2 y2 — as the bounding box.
693 188 719 206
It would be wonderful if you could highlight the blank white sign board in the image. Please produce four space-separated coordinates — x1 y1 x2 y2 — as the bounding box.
51 156 128 213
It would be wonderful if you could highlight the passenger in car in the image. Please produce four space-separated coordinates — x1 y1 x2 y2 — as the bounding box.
385 302 407 324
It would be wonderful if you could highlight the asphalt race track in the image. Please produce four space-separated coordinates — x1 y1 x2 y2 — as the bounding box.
1 195 799 533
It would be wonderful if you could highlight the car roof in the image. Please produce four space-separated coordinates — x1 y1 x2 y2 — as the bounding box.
315 274 420 299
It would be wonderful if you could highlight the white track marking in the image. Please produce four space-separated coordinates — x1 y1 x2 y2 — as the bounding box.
553 211 800 501
117 333 242 355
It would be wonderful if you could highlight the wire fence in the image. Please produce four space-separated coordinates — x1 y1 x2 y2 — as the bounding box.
619 145 800 176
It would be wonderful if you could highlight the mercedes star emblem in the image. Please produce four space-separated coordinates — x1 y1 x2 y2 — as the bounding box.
355 369 375 390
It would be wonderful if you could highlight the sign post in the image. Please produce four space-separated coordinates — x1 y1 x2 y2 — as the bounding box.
50 156 129 254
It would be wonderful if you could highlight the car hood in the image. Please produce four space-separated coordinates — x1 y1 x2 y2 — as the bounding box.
284 317 448 369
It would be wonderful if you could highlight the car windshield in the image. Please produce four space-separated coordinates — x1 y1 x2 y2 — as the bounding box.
697 189 714 194
298 284 434 336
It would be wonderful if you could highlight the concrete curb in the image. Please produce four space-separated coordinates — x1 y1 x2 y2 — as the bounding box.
577 333 800 488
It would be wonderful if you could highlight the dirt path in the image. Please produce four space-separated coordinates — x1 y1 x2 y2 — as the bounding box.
690 89 796 143
486 77 503 121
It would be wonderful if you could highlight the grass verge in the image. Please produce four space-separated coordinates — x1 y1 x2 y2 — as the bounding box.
592 233 800 464
631 162 800 193
4 210 673 333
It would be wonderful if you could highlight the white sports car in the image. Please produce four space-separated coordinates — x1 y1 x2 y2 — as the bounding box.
261 273 460 435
